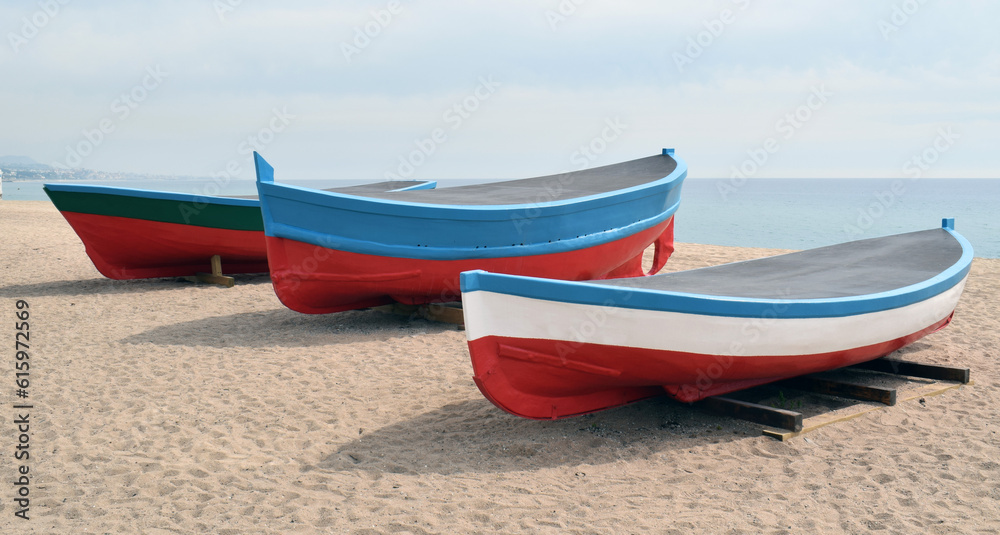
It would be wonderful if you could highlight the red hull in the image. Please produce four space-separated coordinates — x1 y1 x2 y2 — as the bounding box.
59 211 269 279
265 217 674 314
468 314 953 420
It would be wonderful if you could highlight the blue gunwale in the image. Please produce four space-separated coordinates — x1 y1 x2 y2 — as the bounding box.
460 226 974 319
392 181 438 192
267 205 679 260
257 170 686 216
254 151 688 260
43 180 434 206
257 179 683 221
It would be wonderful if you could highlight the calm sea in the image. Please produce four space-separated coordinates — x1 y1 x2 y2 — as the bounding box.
674 178 998 258
4 177 998 258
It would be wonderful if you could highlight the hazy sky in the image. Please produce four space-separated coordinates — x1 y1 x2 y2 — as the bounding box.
2 1 997 181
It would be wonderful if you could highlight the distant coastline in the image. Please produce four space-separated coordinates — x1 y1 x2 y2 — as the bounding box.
0 154 210 184
0 165 206 183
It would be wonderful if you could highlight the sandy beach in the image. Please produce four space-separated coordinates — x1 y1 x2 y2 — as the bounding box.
1 199 998 534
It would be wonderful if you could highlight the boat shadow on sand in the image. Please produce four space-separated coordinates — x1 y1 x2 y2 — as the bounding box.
317 343 941 475
0 273 272 299
120 307 459 348
316 397 756 475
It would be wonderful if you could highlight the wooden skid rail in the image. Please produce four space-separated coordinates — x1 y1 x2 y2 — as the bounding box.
699 396 803 432
375 302 465 327
778 376 897 406
851 358 970 384
698 357 970 440
762 381 966 441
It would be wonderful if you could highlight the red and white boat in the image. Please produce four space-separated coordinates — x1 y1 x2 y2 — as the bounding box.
461 220 973 419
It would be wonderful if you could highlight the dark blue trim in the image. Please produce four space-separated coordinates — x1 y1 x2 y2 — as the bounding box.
254 151 687 260
460 227 974 319
42 183 260 207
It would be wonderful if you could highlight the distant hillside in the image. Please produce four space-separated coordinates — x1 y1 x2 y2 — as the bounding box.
0 155 222 183
0 160 209 183
0 155 51 169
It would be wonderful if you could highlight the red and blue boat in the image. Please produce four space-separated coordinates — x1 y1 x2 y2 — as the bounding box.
44 180 432 280
254 149 687 314
461 220 973 419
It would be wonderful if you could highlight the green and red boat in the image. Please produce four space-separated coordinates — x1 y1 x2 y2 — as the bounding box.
44 181 433 280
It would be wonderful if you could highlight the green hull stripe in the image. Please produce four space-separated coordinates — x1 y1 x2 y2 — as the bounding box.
44 189 263 231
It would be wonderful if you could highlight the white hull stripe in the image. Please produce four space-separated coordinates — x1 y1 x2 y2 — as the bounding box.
463 276 966 357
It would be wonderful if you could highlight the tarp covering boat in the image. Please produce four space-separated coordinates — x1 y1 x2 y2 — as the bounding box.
254 149 687 314
461 220 973 419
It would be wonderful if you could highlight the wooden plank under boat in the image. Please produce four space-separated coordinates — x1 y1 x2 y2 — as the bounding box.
460 220 973 420
253 149 687 314
43 180 433 280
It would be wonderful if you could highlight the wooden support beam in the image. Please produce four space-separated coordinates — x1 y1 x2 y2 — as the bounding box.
851 358 970 384
763 380 968 441
778 376 897 406
375 303 420 316
374 302 465 327
419 303 465 326
183 255 235 287
699 395 803 431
